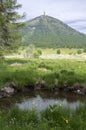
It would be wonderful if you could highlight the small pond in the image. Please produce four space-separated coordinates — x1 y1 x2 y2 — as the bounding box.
0 91 86 111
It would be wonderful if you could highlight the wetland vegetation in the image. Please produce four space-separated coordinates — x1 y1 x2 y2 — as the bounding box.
0 103 86 130
0 57 86 89
0 48 86 129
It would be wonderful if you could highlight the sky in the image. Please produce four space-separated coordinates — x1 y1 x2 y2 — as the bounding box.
17 0 86 34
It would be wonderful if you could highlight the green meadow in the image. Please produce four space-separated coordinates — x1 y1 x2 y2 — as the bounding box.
0 57 86 89
0 48 86 130
0 104 86 130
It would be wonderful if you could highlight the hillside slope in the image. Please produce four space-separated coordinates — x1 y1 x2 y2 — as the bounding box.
20 15 86 48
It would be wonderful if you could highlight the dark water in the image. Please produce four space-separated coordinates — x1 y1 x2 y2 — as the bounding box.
0 91 86 111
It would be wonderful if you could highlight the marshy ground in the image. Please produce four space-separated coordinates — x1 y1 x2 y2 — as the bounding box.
0 48 86 129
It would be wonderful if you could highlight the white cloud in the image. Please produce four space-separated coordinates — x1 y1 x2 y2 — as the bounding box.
67 20 86 34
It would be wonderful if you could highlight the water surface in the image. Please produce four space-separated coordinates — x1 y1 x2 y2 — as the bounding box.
0 91 86 111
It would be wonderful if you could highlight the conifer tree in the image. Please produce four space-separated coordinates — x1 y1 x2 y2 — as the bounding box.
0 0 24 46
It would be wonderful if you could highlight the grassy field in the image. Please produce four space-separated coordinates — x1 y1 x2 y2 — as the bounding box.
0 104 86 130
6 47 86 61
0 48 86 130
13 47 84 55
0 58 86 89
39 48 83 54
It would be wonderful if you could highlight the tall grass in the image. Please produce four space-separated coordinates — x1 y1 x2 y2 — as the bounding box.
0 58 86 88
0 104 86 130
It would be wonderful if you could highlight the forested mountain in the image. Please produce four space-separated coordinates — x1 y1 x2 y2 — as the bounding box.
20 15 86 48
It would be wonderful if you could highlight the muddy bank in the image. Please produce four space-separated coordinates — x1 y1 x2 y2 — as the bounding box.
0 81 86 99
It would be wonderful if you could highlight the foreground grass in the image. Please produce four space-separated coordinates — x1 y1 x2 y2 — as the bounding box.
0 104 86 130
0 58 86 129
0 58 86 88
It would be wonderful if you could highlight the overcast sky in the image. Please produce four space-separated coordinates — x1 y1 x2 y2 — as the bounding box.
17 0 86 34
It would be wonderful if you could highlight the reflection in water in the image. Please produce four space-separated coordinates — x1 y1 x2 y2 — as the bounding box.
16 95 83 111
0 91 86 111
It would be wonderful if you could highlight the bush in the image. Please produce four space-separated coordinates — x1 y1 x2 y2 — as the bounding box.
77 49 82 54
57 49 61 54
0 50 3 56
33 51 40 58
83 48 86 53
37 49 42 55
33 49 42 58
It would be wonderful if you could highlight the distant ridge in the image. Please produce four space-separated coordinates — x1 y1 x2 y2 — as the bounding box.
20 15 86 48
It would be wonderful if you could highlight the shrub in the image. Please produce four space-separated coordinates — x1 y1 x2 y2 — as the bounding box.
33 51 40 58
77 49 82 54
37 49 42 55
57 49 61 54
83 48 86 53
